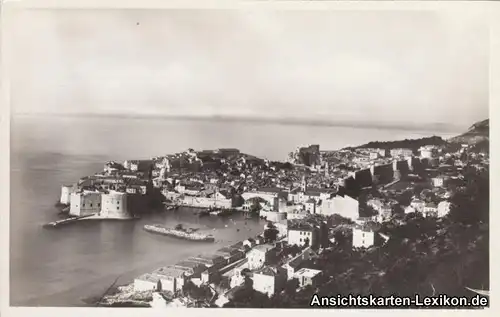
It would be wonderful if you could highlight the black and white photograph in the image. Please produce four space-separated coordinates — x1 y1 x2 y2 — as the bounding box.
3 0 492 310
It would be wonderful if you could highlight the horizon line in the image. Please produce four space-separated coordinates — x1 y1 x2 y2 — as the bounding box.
11 112 468 133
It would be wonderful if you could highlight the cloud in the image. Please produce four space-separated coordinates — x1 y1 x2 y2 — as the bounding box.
10 9 488 127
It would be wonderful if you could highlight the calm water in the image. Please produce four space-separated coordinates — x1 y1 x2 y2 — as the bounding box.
10 115 460 306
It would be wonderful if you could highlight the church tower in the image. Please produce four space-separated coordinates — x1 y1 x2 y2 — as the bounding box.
301 175 307 192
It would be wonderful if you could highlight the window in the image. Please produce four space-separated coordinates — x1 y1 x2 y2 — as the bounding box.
98 203 101 207
82 204 85 207
117 206 120 210
362 233 365 238
90 203 92 207
300 238 302 243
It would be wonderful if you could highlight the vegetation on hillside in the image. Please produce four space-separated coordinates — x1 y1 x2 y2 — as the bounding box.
449 119 489 150
343 119 489 154
344 136 447 153
223 166 489 308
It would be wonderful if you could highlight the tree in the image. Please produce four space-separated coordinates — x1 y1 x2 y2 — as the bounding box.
397 190 413 206
413 184 426 196
360 205 378 217
284 279 299 296
333 230 350 248
175 224 183 231
280 244 301 258
449 168 489 225
182 281 212 301
264 222 279 243
243 274 253 289
231 194 244 208
250 201 262 213
304 237 310 247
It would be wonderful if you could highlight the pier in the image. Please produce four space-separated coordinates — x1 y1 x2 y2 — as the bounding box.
43 214 96 229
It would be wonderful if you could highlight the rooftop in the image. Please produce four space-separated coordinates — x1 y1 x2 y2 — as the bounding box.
256 187 284 194
287 254 308 269
216 247 241 256
175 260 206 269
189 253 224 263
295 268 322 278
230 241 245 249
288 223 315 231
154 267 186 278
254 266 281 277
354 222 381 232
135 273 161 283
251 244 275 253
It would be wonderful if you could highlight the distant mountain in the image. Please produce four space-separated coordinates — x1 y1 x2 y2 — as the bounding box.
448 119 489 153
343 119 489 154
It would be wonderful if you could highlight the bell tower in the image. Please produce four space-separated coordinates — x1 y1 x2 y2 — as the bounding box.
301 175 307 192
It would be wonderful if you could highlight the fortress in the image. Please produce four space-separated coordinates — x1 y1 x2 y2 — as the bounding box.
62 188 133 219
344 155 429 190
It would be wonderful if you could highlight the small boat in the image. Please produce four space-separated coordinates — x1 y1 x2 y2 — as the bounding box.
208 206 223 215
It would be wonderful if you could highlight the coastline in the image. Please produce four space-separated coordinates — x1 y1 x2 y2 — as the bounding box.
10 116 486 307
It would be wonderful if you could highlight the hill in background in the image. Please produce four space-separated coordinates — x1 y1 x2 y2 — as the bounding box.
344 136 447 154
344 119 489 154
448 119 489 153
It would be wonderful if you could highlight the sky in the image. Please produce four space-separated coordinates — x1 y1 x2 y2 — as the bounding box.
9 8 489 128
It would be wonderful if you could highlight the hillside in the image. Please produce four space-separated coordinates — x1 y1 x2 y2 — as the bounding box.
448 119 489 153
344 136 447 153
448 119 489 144
343 119 489 154
224 166 490 308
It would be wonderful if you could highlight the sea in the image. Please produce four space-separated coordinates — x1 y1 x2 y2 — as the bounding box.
9 115 461 307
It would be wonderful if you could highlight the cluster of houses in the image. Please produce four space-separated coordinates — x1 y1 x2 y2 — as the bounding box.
132 216 329 304
54 141 489 306
241 176 360 222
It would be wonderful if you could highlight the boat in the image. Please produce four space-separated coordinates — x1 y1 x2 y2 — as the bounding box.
143 224 215 242
209 208 223 216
